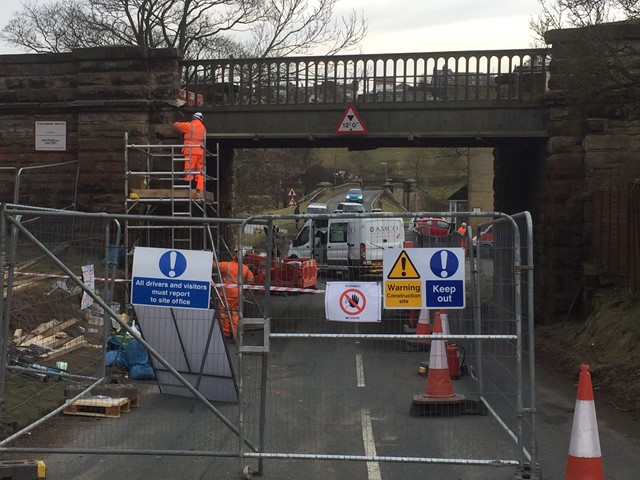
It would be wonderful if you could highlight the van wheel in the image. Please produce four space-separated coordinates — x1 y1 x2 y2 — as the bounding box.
288 254 298 259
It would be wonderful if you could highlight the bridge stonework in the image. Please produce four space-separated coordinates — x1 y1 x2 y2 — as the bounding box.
494 22 640 321
1 24 639 322
0 46 233 216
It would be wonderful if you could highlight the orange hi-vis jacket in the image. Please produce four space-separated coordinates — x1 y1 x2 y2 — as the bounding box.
173 119 207 157
215 259 254 298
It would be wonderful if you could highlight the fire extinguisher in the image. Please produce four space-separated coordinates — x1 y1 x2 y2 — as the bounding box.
447 344 464 380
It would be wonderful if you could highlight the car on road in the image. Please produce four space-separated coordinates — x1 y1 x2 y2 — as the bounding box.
306 203 329 215
410 216 451 236
334 202 365 213
345 188 364 204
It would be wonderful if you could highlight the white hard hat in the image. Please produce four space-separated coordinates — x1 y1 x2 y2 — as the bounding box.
193 112 204 121
462 222 467 226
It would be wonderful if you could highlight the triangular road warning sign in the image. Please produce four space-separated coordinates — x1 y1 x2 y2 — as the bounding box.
387 250 421 279
288 197 298 207
288 188 296 197
335 103 368 135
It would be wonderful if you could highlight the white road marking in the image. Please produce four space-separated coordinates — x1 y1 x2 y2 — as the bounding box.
356 354 365 387
361 408 382 480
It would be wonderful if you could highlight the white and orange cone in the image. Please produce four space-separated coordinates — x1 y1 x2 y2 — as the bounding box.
439 309 450 338
565 364 604 480
422 312 455 398
415 308 431 344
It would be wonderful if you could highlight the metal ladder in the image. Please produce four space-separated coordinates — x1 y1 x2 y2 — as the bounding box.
123 133 220 255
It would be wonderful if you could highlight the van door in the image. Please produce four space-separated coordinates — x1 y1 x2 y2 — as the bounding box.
287 221 312 258
326 220 351 265
362 218 405 262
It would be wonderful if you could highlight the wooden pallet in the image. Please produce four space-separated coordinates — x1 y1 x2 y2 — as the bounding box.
64 396 131 418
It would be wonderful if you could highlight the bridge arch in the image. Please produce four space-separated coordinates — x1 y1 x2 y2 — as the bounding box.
0 22 638 322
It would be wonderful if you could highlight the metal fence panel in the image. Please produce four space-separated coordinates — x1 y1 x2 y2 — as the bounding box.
0 207 536 479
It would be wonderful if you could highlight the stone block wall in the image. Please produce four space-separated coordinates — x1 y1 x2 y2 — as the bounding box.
0 46 181 211
531 21 640 321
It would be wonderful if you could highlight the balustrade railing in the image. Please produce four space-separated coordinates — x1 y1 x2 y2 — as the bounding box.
179 49 550 108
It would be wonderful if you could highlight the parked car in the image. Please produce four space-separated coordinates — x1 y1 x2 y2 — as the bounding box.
411 217 451 236
334 202 365 213
472 224 494 248
345 188 364 204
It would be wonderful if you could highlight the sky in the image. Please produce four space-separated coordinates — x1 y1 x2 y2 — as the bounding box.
0 0 544 55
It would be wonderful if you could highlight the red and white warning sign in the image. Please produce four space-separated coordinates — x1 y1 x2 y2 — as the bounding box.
324 282 380 322
335 103 368 135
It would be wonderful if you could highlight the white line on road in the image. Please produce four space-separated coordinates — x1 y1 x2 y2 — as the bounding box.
356 354 365 387
361 408 382 480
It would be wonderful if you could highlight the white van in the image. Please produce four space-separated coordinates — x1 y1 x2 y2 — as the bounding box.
306 203 329 215
288 216 405 278
288 219 328 264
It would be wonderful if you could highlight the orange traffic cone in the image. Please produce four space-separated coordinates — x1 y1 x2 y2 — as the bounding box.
405 308 431 351
439 309 450 338
565 364 604 480
422 312 455 398
415 309 431 342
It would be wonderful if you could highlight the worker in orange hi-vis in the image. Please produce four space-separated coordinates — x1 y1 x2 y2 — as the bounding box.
213 252 254 340
172 112 207 198
457 222 468 253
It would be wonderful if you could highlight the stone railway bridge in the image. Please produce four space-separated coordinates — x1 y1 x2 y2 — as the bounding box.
0 22 638 322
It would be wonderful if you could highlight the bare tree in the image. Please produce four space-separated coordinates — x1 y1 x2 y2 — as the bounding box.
530 1 640 111
1 0 366 58
529 0 632 44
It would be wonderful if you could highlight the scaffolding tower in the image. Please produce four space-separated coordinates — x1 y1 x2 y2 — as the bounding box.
123 132 220 258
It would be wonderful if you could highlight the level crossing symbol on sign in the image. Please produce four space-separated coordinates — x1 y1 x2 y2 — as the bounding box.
335 103 368 134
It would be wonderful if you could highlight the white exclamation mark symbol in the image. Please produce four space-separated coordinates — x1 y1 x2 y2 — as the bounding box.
440 250 448 278
168 251 177 277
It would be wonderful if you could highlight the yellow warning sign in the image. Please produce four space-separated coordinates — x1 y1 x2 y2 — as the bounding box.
384 281 422 307
387 250 420 279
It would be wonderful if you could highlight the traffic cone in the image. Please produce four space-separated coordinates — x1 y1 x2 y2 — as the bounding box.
405 308 430 351
422 312 454 398
565 364 604 480
415 309 431 343
439 309 450 338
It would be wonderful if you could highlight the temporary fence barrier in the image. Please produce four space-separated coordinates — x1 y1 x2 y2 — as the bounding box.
0 205 537 479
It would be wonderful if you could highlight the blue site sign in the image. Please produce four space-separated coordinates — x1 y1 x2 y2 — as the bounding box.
131 247 213 310
425 248 465 309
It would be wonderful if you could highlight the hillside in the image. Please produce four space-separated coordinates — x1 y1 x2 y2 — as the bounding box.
535 287 640 418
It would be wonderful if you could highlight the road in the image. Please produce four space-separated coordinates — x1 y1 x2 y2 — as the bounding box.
325 188 380 213
31 275 640 480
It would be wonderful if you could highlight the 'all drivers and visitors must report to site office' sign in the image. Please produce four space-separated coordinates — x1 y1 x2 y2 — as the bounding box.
131 247 213 310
